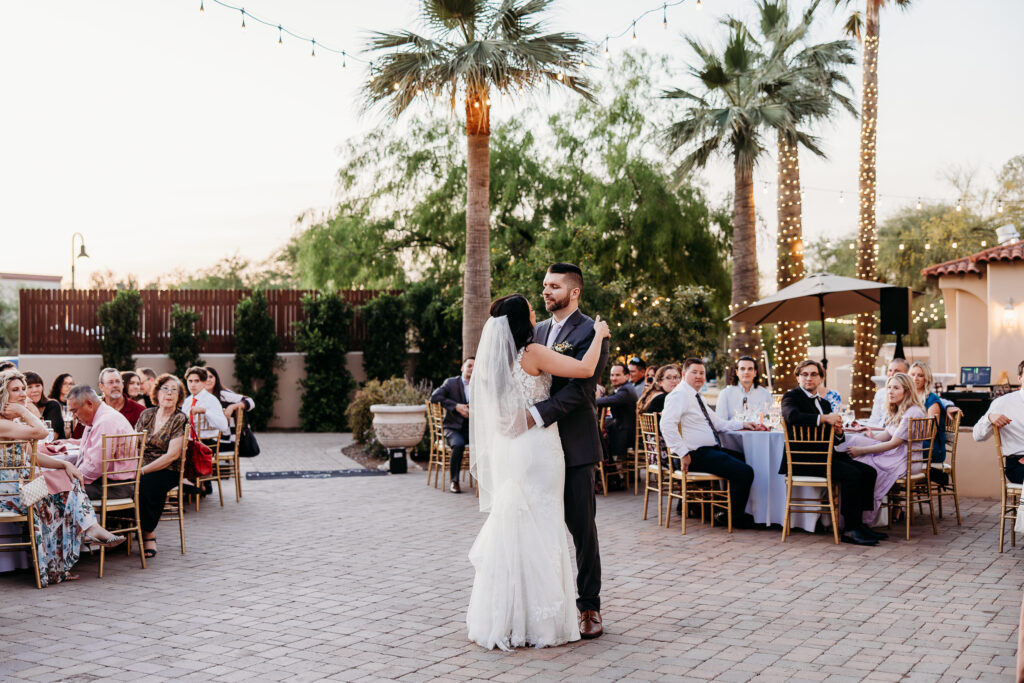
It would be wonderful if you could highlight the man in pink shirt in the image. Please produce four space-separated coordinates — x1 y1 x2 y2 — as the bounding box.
66 385 136 500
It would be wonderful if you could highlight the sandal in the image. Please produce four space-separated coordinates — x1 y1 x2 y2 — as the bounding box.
143 538 157 558
84 534 126 549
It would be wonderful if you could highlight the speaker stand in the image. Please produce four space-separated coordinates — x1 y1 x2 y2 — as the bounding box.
893 334 906 362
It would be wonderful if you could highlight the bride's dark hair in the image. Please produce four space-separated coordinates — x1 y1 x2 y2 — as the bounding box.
489 294 534 350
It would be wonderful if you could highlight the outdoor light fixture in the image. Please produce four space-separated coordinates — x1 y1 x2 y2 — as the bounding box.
70 232 89 290
1004 299 1018 329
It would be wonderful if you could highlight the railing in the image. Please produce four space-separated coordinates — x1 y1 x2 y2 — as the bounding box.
18 289 398 355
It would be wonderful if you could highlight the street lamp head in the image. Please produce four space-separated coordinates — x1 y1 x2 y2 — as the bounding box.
77 244 89 259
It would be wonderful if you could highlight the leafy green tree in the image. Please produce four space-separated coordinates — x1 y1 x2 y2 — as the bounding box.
606 284 722 367
294 293 356 432
363 0 594 357
361 294 410 382
663 21 830 363
234 291 281 430
97 290 142 369
0 297 18 355
404 281 463 386
167 304 207 377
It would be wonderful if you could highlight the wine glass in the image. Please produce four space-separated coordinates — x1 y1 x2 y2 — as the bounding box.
842 406 855 429
767 407 781 431
43 420 54 443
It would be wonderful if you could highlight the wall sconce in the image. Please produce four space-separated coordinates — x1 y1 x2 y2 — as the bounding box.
1004 298 1018 329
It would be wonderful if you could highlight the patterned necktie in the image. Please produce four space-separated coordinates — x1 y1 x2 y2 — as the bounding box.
695 393 722 448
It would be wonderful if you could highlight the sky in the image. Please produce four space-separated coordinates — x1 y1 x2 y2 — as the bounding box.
4 0 1023 291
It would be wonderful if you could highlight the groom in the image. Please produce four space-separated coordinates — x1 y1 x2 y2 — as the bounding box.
526 262 609 639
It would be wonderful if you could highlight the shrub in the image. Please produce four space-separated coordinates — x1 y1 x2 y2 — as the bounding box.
168 304 207 378
360 294 409 381
294 292 356 432
97 290 142 369
234 290 281 430
345 377 433 456
403 281 463 386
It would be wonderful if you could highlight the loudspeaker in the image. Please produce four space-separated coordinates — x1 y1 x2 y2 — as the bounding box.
879 287 911 335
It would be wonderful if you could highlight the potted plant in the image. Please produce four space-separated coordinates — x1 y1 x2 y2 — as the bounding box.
347 378 432 470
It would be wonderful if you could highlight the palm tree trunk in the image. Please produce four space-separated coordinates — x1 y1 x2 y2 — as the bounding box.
462 87 491 358
851 0 881 414
730 162 760 365
774 131 808 393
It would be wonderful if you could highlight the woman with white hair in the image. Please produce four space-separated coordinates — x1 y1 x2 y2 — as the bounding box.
0 370 125 586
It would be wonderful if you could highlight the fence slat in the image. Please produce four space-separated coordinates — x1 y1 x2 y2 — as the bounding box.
18 289 392 355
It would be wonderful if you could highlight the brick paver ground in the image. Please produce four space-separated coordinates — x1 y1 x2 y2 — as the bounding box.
1 433 1021 682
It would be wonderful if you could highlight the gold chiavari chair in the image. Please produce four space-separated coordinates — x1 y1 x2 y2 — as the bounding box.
781 419 840 544
191 412 223 510
931 410 962 525
91 431 147 578
426 402 472 490
0 441 41 589
664 463 730 535
596 407 630 496
886 416 938 540
639 413 667 523
632 406 645 495
161 429 190 554
208 407 244 505
995 427 1020 553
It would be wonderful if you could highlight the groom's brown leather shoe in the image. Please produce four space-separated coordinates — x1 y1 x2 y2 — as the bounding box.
579 610 603 639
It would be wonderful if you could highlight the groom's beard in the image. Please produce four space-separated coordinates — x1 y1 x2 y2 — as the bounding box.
544 292 571 312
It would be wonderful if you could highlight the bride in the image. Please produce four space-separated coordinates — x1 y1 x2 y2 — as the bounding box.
466 293 610 651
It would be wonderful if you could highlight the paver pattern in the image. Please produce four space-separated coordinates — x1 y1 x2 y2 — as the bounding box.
1 432 1022 682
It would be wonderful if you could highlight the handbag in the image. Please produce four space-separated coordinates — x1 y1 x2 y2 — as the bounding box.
185 415 214 480
19 475 48 507
237 423 260 458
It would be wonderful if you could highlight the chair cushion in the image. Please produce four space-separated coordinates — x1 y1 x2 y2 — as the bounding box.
930 463 952 472
792 475 828 483
0 510 26 520
1008 483 1023 491
92 498 134 508
895 473 927 483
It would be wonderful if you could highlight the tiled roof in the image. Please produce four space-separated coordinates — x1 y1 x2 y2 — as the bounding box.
922 241 1024 278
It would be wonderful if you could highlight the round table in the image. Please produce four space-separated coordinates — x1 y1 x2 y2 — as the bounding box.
720 430 819 533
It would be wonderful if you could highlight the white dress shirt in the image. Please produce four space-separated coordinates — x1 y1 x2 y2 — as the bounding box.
461 377 471 404
864 387 888 427
660 382 742 456
974 389 1024 456
715 384 772 421
182 388 230 438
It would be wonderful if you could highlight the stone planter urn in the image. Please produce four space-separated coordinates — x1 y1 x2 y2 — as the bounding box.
369 404 427 450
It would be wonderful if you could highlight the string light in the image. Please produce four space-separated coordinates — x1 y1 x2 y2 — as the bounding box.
998 200 1004 213
199 0 204 11
632 21 638 41
240 7 246 29
916 198 922 210
696 0 703 9
663 4 669 28
278 25 283 44
956 199 962 212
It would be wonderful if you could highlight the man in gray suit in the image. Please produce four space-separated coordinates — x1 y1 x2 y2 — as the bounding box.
526 263 609 639
430 358 474 493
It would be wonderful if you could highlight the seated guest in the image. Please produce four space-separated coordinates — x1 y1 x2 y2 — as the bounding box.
182 366 229 441
645 365 657 385
627 357 647 395
23 372 65 439
0 371 125 586
781 359 881 546
660 358 759 528
597 363 639 464
121 371 145 406
974 360 1024 484
0 361 15 372
203 367 255 445
816 383 843 413
136 367 157 409
430 358 474 493
49 373 75 437
136 374 189 558
715 356 772 421
63 385 137 500
71 368 146 438
836 372 927 526
909 361 947 465
637 364 682 415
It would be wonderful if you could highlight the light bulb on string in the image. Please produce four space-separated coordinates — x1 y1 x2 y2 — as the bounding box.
632 22 637 41
981 240 987 247
952 241 958 249
663 4 668 28
998 200 1004 213
241 8 246 29
916 198 922 210
839 191 844 204
342 51 347 68
311 39 316 57
696 0 703 9
199 0 204 11
956 199 962 212
278 25 283 44
898 243 904 251
604 37 610 57
925 243 931 250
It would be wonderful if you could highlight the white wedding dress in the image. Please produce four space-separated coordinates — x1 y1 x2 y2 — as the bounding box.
465 347 580 651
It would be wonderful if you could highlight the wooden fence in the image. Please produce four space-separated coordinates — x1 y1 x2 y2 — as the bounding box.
19 289 398 355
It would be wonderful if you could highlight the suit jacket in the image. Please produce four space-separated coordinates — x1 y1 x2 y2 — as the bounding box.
430 376 469 434
779 386 843 476
533 309 610 468
597 383 638 456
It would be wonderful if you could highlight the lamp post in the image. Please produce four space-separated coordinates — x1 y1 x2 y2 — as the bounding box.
70 232 89 289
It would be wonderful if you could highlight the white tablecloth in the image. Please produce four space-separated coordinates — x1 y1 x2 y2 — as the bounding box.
721 430 818 533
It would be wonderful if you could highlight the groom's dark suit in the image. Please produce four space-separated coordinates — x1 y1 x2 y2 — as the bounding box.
532 309 609 612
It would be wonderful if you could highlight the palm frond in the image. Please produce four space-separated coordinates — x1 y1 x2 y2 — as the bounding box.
841 10 863 41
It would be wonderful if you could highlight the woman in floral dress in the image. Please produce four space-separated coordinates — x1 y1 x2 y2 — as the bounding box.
0 370 124 586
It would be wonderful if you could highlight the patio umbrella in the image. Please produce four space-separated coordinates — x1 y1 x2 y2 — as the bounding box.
725 272 909 373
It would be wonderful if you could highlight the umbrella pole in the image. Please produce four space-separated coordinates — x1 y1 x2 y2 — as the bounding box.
819 295 828 386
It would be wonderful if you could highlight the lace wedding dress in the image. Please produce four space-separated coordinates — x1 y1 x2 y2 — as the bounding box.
465 348 580 651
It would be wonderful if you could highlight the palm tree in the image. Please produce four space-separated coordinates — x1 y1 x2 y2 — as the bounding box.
752 0 857 391
834 0 912 412
363 0 593 356
663 23 830 364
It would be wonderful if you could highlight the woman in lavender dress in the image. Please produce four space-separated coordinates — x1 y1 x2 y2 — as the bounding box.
838 372 927 525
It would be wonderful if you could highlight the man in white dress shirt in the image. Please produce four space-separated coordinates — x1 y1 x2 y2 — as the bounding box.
974 360 1024 483
715 356 772 421
182 366 229 441
660 357 763 528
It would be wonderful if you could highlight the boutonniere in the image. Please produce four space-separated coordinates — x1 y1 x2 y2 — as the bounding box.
553 341 575 355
